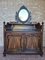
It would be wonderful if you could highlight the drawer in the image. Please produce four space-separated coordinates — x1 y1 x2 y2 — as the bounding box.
6 31 42 37
6 32 22 36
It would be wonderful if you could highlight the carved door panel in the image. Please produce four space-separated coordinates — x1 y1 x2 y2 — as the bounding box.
6 34 21 52
26 34 40 49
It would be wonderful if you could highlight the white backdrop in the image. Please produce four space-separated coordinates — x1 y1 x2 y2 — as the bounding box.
0 0 45 47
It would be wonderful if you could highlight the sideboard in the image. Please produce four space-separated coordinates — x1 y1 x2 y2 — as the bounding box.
3 22 43 56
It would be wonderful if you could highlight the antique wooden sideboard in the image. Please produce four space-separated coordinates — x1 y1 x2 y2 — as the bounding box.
3 22 43 56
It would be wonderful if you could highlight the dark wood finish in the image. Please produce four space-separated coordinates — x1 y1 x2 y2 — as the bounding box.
3 22 43 56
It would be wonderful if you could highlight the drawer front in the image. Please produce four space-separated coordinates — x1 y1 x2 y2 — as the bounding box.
6 31 42 36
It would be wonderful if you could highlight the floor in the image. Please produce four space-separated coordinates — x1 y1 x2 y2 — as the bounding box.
0 47 45 60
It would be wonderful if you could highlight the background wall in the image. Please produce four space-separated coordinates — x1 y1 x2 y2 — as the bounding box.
0 0 45 47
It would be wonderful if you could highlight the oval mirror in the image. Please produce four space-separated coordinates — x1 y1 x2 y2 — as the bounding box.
19 9 28 22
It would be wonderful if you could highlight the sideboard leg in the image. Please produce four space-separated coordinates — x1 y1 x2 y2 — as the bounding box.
40 51 43 57
3 51 6 57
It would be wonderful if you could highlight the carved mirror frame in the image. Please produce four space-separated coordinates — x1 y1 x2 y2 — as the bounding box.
15 5 31 24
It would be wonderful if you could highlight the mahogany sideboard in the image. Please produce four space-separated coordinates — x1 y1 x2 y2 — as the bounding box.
3 22 44 56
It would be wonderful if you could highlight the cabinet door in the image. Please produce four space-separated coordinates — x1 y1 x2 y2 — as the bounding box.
26 33 41 49
6 33 21 52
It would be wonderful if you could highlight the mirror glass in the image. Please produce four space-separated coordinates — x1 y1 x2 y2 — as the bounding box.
19 9 28 22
